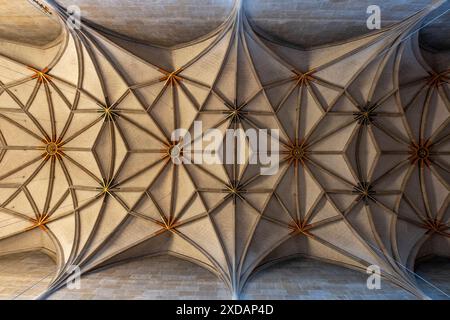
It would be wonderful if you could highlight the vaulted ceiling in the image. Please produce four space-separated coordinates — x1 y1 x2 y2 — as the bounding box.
0 0 448 299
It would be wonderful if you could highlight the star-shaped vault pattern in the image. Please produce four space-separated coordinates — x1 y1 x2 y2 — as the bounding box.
0 0 448 299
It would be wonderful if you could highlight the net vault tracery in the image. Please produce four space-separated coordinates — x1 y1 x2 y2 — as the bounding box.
0 0 448 299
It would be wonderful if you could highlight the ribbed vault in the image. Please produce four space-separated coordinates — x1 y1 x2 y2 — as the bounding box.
0 0 448 299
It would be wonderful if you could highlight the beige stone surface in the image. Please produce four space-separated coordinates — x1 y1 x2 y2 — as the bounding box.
1 252 448 300
56 0 234 47
0 1 448 49
0 0 448 300
242 258 417 300
245 0 450 50
49 255 230 299
0 0 61 47
0 251 55 300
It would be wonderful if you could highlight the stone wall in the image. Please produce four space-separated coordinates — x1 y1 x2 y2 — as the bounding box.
0 251 55 300
1 251 448 300
242 258 415 300
49 255 230 300
416 257 450 300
